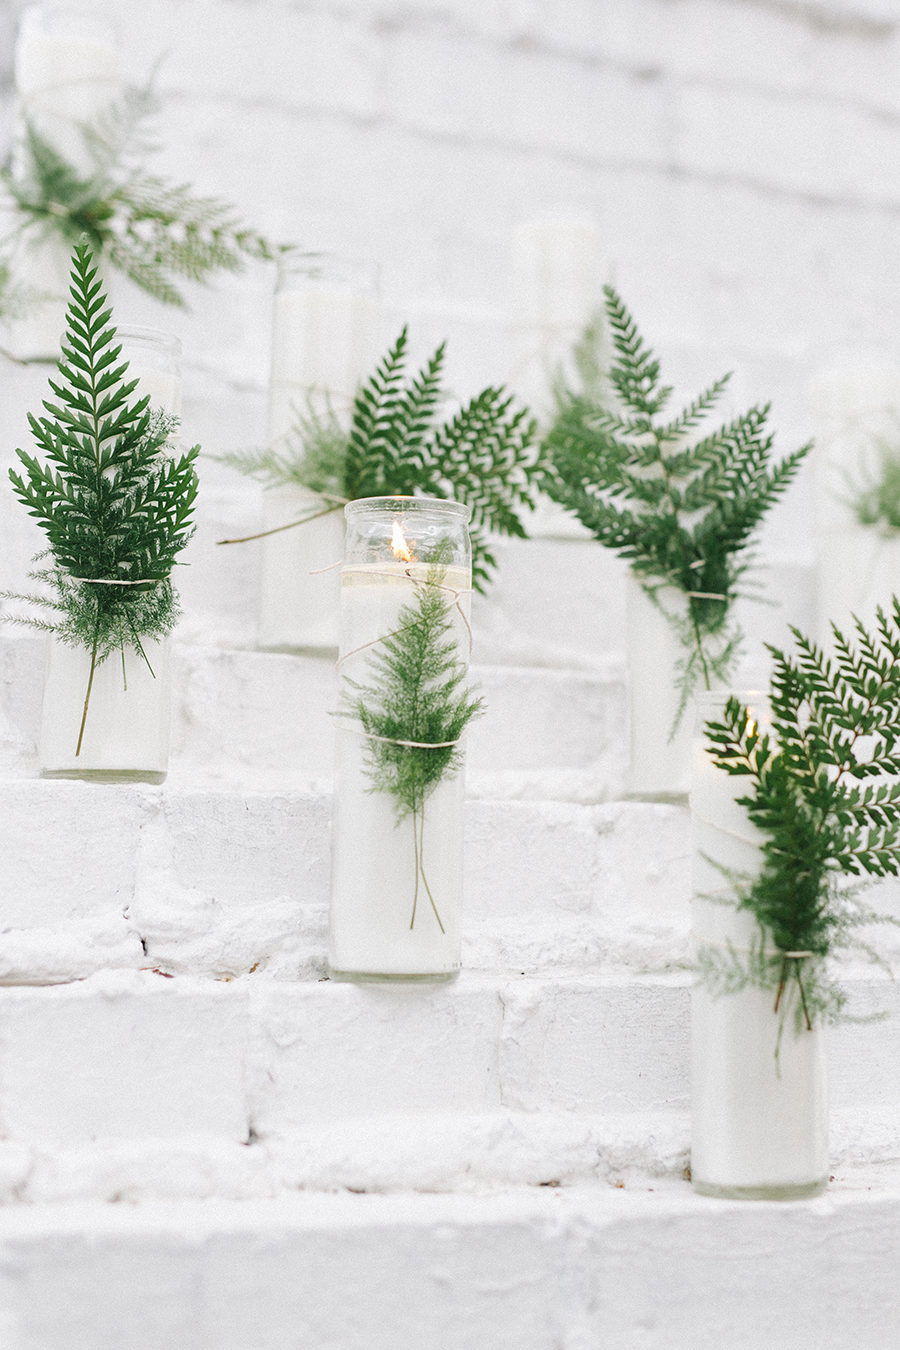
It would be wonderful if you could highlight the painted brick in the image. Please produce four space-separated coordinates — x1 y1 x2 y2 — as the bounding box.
0 973 250 1148
248 977 503 1128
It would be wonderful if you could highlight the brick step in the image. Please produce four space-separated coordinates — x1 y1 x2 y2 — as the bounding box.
0 1172 899 1348
0 783 693 979
0 970 896 1173
0 636 626 794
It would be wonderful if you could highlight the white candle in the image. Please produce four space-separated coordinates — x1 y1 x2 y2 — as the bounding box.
808 357 900 642
330 499 473 980
40 634 171 783
2 9 121 362
625 575 696 800
690 693 828 1199
509 215 606 419
117 326 182 420
257 483 345 652
259 253 380 652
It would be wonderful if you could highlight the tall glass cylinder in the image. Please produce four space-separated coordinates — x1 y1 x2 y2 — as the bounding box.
118 325 182 419
625 575 694 800
3 7 120 362
40 633 171 783
330 497 474 981
258 251 380 652
38 328 180 782
690 692 828 1200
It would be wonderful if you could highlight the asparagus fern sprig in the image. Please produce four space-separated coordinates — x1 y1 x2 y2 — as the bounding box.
0 84 279 314
702 603 900 1026
543 285 811 716
219 327 540 591
6 239 199 750
341 560 482 930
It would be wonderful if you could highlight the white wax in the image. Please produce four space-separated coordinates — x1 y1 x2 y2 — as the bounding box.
809 358 900 534
508 216 606 417
689 724 828 1198
40 634 171 781
0 230 72 363
815 526 900 644
267 286 379 436
330 562 472 978
14 19 120 174
257 484 344 651
129 368 182 421
625 576 697 800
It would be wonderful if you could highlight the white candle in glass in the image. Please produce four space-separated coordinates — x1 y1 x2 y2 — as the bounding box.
117 326 182 420
509 215 605 418
259 252 380 652
690 692 828 1200
40 635 170 783
330 498 473 981
808 357 900 643
625 575 696 800
38 328 181 782
3 7 120 362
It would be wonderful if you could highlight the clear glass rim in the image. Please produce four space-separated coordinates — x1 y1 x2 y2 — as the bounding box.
344 495 471 522
116 324 182 358
276 247 379 284
18 5 118 43
694 689 767 709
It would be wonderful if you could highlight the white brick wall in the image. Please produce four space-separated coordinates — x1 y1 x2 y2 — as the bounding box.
2 0 896 451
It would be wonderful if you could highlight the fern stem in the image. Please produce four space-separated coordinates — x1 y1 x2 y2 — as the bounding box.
417 803 445 935
689 602 714 691
410 805 421 930
75 621 101 757
795 962 813 1032
216 500 346 546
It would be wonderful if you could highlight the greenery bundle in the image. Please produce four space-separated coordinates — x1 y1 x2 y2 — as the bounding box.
220 326 540 590
850 436 900 532
341 560 482 930
543 285 811 721
6 239 199 750
700 604 900 1030
0 85 277 316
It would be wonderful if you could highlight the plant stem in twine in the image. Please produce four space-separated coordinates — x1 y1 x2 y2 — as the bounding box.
7 238 198 753
338 558 482 931
700 606 900 1029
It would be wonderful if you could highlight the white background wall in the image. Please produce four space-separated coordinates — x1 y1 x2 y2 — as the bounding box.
2 0 900 561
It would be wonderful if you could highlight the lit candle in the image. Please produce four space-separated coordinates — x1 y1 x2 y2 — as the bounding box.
690 692 828 1199
330 497 474 980
258 252 380 652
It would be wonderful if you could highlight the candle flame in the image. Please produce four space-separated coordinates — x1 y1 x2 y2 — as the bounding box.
746 717 757 739
391 520 413 563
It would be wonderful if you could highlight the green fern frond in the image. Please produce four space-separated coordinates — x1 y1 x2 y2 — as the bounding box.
229 328 540 591
702 605 900 1024
544 284 811 721
9 239 199 675
341 558 483 929
1 83 280 311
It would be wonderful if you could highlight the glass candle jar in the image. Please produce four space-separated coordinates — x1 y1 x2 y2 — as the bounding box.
330 496 474 981
117 326 182 420
2 8 120 362
690 691 828 1200
258 251 380 652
